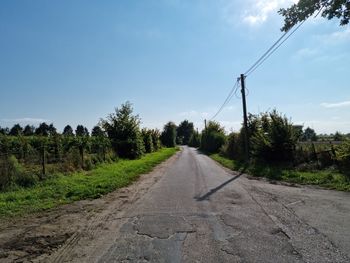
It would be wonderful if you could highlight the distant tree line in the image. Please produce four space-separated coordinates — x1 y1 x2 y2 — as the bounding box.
1 103 349 191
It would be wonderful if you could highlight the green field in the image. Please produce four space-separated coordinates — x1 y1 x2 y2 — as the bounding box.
0 147 178 217
210 153 350 191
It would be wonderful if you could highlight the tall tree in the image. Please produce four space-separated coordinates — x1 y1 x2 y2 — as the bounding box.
302 127 317 141
101 102 145 159
279 0 350 32
35 122 50 136
161 122 177 147
91 126 104 137
76 125 89 137
23 125 35 136
0 127 9 135
177 120 194 145
334 131 345 141
48 123 57 136
63 125 74 136
9 124 23 136
200 121 226 153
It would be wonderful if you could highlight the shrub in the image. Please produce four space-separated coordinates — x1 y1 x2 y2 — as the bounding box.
141 129 154 153
101 102 145 159
0 155 26 190
200 121 226 153
188 131 201 148
250 110 297 164
222 132 244 160
161 122 177 147
84 156 95 170
150 129 161 151
336 140 350 176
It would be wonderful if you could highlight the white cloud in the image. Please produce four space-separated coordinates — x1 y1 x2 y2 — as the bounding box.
295 47 319 58
222 0 298 27
1 118 50 124
178 110 209 118
320 101 350 108
321 28 350 44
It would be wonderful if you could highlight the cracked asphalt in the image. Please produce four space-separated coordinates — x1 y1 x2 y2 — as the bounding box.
95 146 350 263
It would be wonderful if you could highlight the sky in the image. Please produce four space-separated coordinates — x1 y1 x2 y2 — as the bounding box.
0 0 349 134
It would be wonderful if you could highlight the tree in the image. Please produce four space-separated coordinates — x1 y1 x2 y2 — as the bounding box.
91 126 104 137
150 129 161 151
48 123 57 136
279 0 350 32
177 120 194 145
101 102 145 159
301 127 317 141
0 127 9 135
250 110 297 163
63 125 74 136
141 128 154 153
188 130 201 148
9 124 23 136
161 122 177 147
35 122 50 136
75 125 89 137
23 125 35 136
200 121 226 153
334 131 345 141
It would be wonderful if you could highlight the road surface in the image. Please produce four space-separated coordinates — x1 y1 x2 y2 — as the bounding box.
10 146 349 262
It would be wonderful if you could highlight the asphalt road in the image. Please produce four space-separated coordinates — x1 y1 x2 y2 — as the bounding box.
37 146 348 263
91 146 349 263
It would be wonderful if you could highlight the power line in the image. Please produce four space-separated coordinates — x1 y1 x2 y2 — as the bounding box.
246 20 306 77
244 30 290 76
210 79 239 121
209 19 306 123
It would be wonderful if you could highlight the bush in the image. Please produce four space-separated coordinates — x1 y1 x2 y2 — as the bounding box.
101 102 145 159
0 155 27 190
161 122 177 147
150 129 161 151
336 140 350 176
141 129 154 153
222 132 244 160
250 110 297 164
188 131 201 148
200 121 226 153
84 156 95 170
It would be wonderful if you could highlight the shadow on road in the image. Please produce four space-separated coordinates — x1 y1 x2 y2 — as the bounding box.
195 172 243 202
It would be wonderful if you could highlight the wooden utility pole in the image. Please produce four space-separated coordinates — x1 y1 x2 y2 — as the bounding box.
240 74 249 162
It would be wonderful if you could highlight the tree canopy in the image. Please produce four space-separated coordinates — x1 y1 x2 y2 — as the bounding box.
76 125 89 137
279 0 350 31
101 101 145 159
63 125 74 136
161 122 177 148
177 120 194 145
9 124 23 136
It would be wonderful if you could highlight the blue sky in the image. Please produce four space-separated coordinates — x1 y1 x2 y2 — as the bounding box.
0 0 349 134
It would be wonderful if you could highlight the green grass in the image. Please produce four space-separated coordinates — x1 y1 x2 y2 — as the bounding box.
210 153 350 191
0 147 178 218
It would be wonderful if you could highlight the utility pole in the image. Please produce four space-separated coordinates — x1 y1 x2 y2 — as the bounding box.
204 119 207 132
240 74 249 162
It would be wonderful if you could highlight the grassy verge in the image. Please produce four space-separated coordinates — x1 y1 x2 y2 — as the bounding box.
0 147 178 218
210 153 350 191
